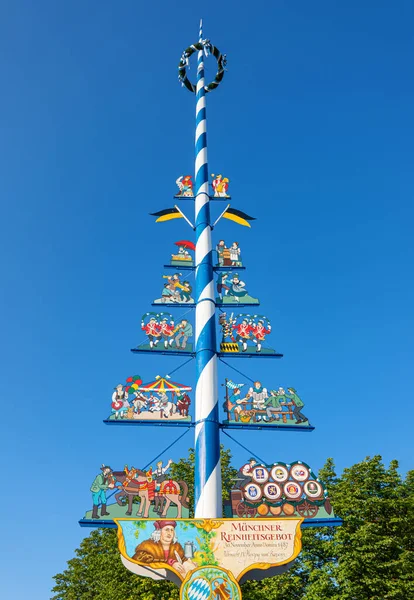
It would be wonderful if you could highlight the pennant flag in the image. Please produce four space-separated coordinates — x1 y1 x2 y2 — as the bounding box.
222 207 256 228
150 207 183 223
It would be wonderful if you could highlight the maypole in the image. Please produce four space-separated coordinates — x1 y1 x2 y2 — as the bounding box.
77 23 343 600
193 20 221 518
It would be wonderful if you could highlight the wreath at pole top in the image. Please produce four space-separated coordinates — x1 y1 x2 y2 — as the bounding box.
178 40 227 94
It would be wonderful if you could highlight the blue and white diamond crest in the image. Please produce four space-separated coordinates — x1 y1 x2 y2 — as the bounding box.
187 576 212 600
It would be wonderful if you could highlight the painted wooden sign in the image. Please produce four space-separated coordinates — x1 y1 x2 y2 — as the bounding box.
138 313 194 352
219 313 278 355
109 375 192 422
224 459 334 521
215 240 242 267
171 240 195 267
216 273 259 305
85 461 190 521
116 517 302 594
223 380 310 427
153 273 194 305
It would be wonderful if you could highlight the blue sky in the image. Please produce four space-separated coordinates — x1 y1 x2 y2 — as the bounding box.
1 1 413 598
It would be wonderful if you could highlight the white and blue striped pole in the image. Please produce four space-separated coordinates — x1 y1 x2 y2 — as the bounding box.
194 20 222 518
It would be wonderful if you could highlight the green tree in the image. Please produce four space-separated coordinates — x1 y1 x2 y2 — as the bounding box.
52 454 414 600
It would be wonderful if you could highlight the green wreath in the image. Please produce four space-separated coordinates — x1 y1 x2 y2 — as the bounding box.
178 40 227 94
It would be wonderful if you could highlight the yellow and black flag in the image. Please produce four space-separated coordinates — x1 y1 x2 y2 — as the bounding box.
222 207 256 228
150 207 183 223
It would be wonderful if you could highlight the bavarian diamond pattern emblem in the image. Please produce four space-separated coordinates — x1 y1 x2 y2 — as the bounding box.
187 576 212 600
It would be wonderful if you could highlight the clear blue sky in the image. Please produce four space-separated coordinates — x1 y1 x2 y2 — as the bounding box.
1 1 413 598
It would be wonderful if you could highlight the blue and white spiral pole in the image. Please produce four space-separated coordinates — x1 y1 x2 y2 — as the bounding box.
193 20 222 518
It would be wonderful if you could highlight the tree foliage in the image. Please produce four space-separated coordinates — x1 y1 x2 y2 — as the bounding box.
52 454 413 599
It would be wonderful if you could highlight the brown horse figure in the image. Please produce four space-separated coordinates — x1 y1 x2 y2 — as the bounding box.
113 470 189 518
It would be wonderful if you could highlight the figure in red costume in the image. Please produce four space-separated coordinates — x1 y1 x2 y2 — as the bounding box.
142 317 161 349
232 318 252 352
158 317 175 349
251 319 271 353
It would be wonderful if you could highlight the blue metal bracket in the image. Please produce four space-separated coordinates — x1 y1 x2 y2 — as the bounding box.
103 419 193 427
217 352 283 359
164 264 195 271
221 422 315 432
131 348 196 357
213 266 246 272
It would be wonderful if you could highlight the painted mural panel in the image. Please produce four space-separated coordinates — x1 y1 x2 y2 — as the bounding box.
223 380 310 426
84 460 190 521
109 375 192 422
117 517 302 584
224 459 334 521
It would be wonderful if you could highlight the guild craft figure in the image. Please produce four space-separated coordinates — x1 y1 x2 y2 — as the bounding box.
223 382 246 422
237 457 257 487
211 173 230 197
219 313 271 353
141 316 161 349
159 316 175 348
232 317 252 352
154 273 194 304
171 240 195 266
176 390 191 416
175 175 194 197
286 387 309 424
140 313 193 351
90 465 115 519
174 318 193 349
132 520 197 577
216 273 258 304
109 376 192 422
247 380 268 413
251 319 271 353
111 384 130 419
216 240 242 267
223 379 309 426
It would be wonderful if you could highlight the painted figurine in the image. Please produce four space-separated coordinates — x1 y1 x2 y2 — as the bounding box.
215 240 242 267
229 241 241 266
176 175 194 197
264 388 286 421
285 387 309 424
158 273 193 304
211 173 230 197
227 274 249 302
247 381 268 413
141 317 161 349
90 465 114 519
251 318 271 353
111 384 130 419
171 240 195 266
174 318 193 349
216 272 230 300
159 317 175 349
219 312 236 342
232 317 252 352
176 391 191 416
